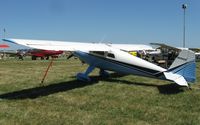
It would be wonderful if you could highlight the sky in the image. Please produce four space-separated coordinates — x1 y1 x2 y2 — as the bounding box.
0 0 200 49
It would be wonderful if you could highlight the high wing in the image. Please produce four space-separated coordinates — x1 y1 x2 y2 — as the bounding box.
3 39 110 52
3 39 154 52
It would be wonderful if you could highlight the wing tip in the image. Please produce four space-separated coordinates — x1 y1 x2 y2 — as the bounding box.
2 39 17 44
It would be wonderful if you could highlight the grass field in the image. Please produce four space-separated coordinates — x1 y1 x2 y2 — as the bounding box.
0 58 200 125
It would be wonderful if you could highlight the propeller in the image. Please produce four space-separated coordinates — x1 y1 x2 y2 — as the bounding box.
67 52 85 65
67 53 74 59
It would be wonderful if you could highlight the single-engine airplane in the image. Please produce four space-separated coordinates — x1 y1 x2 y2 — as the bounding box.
3 38 196 87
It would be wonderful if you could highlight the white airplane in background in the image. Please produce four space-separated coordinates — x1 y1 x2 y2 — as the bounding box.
110 43 154 51
151 43 200 60
3 38 196 87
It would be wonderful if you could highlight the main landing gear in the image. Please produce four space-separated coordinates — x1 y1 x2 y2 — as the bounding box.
76 65 109 82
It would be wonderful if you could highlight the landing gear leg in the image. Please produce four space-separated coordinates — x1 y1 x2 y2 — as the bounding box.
76 65 95 81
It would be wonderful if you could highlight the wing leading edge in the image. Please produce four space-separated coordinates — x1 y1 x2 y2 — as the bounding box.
3 38 154 52
3 39 110 52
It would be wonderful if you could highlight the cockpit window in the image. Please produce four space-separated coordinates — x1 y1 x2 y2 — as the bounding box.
92 51 105 56
89 51 115 58
90 51 106 57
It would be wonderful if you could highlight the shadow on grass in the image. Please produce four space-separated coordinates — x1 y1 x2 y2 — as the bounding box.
0 78 97 100
0 73 124 100
0 73 184 100
105 78 184 94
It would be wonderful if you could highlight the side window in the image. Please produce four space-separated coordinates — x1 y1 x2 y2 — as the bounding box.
90 51 105 56
107 53 115 58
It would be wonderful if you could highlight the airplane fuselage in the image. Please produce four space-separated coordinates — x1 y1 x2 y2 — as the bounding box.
74 47 166 79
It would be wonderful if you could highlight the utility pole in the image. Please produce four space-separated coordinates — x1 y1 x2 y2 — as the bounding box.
182 4 187 48
3 28 6 38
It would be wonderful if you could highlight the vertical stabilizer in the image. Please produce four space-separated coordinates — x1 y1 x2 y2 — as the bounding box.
164 50 196 86
169 50 195 70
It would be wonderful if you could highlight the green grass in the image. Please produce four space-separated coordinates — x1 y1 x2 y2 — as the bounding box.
0 58 200 125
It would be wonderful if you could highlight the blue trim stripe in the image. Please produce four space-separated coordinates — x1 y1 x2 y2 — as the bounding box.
169 61 196 82
2 39 17 44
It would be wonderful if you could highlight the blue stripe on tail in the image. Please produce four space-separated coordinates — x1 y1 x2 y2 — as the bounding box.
170 61 196 83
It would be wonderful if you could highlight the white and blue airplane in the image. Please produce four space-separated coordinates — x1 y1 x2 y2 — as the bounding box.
3 38 196 87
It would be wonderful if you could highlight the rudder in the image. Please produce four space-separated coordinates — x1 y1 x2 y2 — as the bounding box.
168 49 196 83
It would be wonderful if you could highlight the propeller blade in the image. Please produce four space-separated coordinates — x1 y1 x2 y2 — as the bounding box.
67 54 74 59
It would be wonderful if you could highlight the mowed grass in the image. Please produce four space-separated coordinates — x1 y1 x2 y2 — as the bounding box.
0 58 200 125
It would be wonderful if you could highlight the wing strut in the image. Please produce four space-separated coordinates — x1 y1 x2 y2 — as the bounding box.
41 58 54 84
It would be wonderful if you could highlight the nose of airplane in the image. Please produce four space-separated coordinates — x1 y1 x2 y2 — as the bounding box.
73 51 88 57
73 51 88 61
73 51 92 64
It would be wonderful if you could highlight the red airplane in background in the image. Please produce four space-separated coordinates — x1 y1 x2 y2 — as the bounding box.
29 50 63 60
0 44 10 59
0 43 63 60
0 44 9 48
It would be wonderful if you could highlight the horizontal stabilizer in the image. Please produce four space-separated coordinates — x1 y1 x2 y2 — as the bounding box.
164 72 188 86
